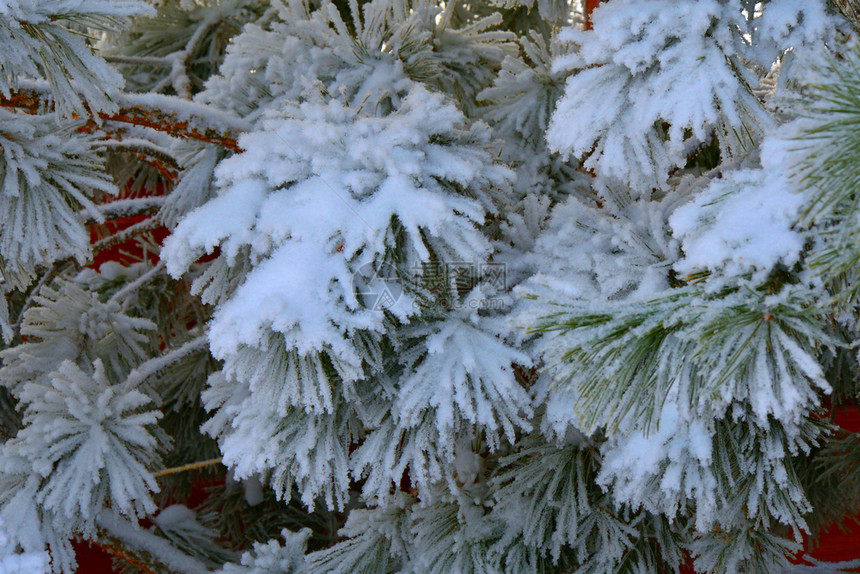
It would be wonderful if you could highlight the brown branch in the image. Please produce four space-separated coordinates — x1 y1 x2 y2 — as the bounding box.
0 90 49 114
0 89 243 152
125 149 180 182
153 457 223 478
91 107 242 151
92 539 160 574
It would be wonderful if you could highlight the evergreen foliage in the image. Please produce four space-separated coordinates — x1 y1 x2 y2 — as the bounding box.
1 0 860 573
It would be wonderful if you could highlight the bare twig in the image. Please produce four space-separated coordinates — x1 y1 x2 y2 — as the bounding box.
79 196 167 223
91 217 163 253
111 260 166 305
104 54 174 67
120 335 208 392
153 457 223 478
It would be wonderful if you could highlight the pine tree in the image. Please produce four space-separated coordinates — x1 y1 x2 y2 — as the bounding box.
1 0 860 573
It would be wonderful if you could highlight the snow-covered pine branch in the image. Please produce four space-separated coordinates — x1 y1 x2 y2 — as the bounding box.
0 86 247 151
546 0 830 193
0 0 860 572
0 0 153 117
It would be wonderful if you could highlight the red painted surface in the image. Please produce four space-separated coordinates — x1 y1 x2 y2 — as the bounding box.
88 181 169 269
802 521 860 570
834 403 860 433
584 0 603 29
72 541 115 573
